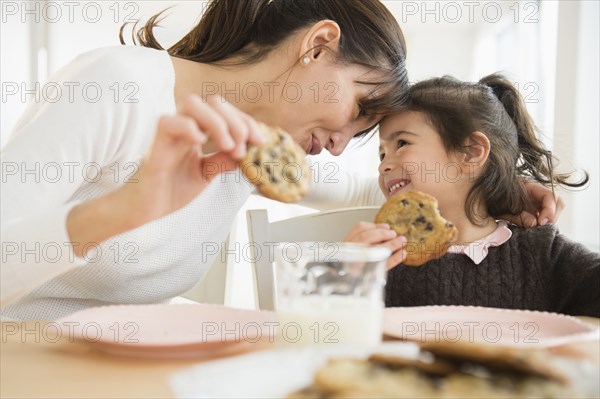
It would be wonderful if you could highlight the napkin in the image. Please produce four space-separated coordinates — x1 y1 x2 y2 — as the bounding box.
169 342 419 399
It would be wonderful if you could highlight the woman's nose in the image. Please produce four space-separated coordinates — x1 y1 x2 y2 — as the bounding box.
325 132 352 156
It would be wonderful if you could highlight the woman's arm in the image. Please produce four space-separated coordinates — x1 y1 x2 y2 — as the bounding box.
2 96 262 309
302 165 566 227
66 96 263 256
298 159 385 210
1 50 130 308
1 47 262 308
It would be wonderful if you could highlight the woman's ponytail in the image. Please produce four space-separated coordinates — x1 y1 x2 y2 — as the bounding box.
168 0 269 63
120 0 271 63
479 73 588 189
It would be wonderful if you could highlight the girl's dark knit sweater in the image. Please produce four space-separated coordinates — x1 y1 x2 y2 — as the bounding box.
385 224 600 317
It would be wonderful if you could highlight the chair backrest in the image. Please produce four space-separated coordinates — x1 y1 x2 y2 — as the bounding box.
246 206 380 310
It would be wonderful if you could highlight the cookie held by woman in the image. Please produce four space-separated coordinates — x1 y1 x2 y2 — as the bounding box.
241 122 311 203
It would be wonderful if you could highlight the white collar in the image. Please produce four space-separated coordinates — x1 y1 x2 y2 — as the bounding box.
447 221 513 265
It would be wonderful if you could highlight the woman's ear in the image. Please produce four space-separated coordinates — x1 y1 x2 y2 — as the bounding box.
458 131 491 174
299 20 341 62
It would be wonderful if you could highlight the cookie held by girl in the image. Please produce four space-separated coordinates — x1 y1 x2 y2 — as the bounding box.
375 191 457 266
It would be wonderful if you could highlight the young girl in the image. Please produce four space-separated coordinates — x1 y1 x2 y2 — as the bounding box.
346 74 599 317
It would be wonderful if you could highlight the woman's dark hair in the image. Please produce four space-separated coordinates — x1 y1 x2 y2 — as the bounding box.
120 0 409 130
405 73 588 224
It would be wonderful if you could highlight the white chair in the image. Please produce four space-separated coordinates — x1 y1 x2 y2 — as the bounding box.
246 206 380 310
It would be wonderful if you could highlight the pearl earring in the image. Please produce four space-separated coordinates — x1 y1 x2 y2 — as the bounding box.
302 56 310 65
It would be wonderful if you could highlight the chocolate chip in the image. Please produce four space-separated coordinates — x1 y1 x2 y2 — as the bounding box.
419 202 424 208
416 215 427 224
401 199 409 206
286 169 297 181
269 150 278 158
445 222 454 228
267 167 278 183
426 222 434 231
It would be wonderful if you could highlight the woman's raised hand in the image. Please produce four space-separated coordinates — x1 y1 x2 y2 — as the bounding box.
344 222 407 270
128 95 265 222
67 95 264 256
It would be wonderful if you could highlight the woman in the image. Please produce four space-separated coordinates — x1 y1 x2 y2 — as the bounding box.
0 0 561 319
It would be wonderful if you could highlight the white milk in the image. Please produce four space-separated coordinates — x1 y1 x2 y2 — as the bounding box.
276 295 383 347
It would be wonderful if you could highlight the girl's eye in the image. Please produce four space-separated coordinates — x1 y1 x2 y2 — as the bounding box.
397 139 408 148
379 152 385 161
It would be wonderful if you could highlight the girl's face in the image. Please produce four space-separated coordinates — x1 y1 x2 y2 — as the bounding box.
378 111 466 211
273 62 382 157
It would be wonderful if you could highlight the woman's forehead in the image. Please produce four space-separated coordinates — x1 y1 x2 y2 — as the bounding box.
353 71 387 97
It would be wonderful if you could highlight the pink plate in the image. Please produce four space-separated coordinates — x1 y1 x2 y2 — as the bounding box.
383 306 599 347
56 304 276 358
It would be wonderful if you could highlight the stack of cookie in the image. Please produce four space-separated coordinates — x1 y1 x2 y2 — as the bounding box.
287 341 595 398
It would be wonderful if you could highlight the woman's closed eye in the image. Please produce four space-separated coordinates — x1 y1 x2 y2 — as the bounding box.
355 105 368 120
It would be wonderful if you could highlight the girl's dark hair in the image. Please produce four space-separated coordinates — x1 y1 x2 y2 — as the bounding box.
120 0 409 127
405 73 588 224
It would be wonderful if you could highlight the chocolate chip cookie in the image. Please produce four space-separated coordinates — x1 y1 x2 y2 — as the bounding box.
287 345 578 399
241 122 311 203
375 191 458 266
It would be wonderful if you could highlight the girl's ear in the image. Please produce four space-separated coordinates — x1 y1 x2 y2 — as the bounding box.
458 131 491 174
299 20 341 61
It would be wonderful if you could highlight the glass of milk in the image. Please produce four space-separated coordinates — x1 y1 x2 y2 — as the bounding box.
274 242 390 347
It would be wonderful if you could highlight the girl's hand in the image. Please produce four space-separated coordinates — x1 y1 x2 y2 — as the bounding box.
502 181 566 228
344 222 407 270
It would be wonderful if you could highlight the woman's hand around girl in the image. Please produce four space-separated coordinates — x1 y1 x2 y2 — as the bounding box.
503 181 566 227
344 222 407 270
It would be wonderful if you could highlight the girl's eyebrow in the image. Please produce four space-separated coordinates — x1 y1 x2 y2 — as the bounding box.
381 130 418 142
379 130 418 153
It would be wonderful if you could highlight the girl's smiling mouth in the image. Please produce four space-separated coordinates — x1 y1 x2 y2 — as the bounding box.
387 178 411 196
